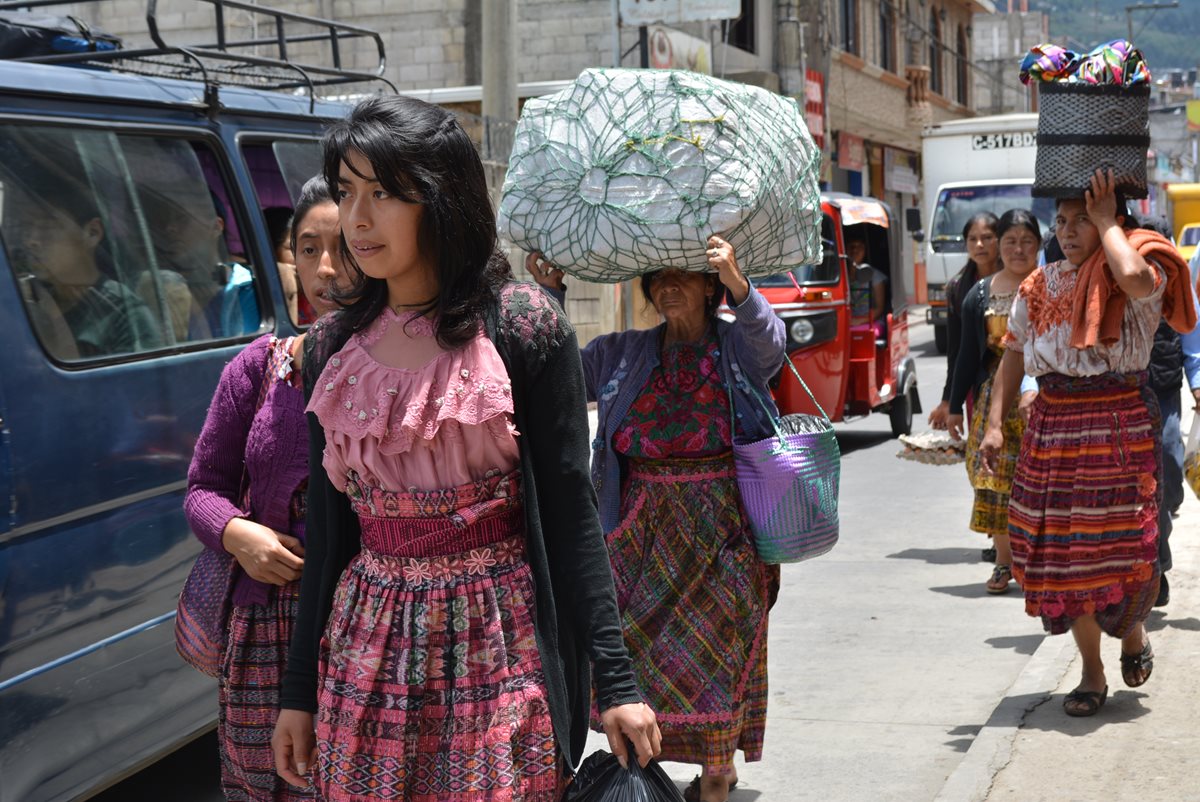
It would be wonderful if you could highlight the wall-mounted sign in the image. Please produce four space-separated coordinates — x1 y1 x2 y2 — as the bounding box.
619 0 741 26
884 147 919 194
648 26 712 74
837 132 865 171
804 69 825 149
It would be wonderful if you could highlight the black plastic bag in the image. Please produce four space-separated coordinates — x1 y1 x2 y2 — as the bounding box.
564 749 686 802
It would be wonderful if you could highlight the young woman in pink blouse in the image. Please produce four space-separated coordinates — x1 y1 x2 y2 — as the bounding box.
271 96 659 801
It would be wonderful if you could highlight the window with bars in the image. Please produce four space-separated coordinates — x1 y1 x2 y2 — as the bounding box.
928 9 943 95
879 1 897 73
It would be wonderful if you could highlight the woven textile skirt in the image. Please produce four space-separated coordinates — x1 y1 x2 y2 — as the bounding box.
220 581 319 802
602 453 777 776
965 366 1025 537
316 471 562 802
1008 372 1161 637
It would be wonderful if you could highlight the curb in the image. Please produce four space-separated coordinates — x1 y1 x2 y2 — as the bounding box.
932 630 1078 802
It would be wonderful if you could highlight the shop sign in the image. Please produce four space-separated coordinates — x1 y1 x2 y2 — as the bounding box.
884 147 919 194
804 69 825 149
837 132 865 171
619 0 740 26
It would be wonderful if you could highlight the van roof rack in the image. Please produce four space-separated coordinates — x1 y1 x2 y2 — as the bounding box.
0 0 395 111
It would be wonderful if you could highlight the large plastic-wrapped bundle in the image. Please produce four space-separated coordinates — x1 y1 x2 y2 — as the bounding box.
498 68 822 282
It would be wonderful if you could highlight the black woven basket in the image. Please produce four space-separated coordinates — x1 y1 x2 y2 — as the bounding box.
1032 82 1150 199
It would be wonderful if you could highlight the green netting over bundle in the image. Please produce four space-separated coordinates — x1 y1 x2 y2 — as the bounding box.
497 68 823 283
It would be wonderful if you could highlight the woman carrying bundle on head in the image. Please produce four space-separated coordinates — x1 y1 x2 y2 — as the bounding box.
981 169 1196 717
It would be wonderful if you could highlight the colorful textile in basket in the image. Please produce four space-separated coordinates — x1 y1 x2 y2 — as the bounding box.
1008 372 1161 637
602 454 777 776
315 472 563 802
220 582 317 802
1020 39 1150 86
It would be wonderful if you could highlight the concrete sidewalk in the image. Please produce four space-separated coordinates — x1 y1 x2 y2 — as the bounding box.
936 510 1200 802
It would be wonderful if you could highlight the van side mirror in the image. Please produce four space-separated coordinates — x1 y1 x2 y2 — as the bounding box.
905 207 922 234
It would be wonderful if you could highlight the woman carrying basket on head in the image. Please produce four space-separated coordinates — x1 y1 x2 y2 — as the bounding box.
982 169 1196 717
531 242 783 802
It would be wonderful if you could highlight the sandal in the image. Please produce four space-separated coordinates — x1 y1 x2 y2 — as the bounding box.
986 564 1013 595
684 775 739 802
1120 639 1154 688
1063 685 1108 717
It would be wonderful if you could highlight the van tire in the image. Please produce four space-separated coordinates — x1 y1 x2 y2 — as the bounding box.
933 325 947 354
890 386 914 437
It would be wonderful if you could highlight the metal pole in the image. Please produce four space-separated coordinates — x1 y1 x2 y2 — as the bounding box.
638 25 649 68
482 0 518 122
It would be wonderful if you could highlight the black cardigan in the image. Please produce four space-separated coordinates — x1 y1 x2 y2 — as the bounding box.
948 275 998 415
940 262 982 403
279 282 642 767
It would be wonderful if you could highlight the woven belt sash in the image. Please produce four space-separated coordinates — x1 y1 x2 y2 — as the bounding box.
358 506 524 558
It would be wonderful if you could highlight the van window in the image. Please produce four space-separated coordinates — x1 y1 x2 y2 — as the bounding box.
0 125 264 361
242 138 323 326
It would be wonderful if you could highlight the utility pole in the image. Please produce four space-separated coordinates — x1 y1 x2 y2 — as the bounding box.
482 0 518 122
1124 2 1178 43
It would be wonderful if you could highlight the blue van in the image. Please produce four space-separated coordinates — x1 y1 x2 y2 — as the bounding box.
0 4 387 799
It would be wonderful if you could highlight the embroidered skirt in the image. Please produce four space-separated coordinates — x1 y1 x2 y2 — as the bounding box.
1008 372 1161 637
221 582 319 802
316 472 561 802
965 367 1025 538
602 454 777 776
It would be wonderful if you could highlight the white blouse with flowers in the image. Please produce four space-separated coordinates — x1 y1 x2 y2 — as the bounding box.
1003 259 1165 377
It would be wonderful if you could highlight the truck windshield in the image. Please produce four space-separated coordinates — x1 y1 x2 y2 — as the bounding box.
931 185 1055 253
758 215 840 287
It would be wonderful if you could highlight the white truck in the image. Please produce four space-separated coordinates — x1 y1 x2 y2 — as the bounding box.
920 113 1055 353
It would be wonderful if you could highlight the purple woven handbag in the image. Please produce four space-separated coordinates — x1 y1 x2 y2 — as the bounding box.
175 547 238 677
175 341 275 676
732 356 840 564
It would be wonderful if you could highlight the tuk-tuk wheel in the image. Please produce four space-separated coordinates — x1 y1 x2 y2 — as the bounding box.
890 386 914 437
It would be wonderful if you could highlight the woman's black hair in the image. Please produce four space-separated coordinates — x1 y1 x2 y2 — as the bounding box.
996 208 1042 244
961 212 1000 275
322 95 512 348
287 175 333 254
639 270 725 320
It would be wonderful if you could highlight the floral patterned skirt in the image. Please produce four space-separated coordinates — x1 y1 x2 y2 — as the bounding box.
599 454 777 776
1008 372 1161 637
965 366 1025 538
316 471 561 801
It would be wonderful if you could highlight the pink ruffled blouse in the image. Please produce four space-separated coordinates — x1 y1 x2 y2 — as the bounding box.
306 309 520 492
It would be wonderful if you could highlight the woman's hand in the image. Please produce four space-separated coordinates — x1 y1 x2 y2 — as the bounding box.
946 413 965 441
599 702 662 769
526 251 565 292
222 517 304 585
980 425 1004 475
1017 390 1038 424
272 709 317 788
928 401 949 429
707 235 750 305
1084 168 1121 230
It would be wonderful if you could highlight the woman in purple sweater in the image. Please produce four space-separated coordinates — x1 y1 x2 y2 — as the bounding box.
185 177 349 801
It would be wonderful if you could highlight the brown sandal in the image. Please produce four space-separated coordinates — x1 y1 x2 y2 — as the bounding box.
986 564 1013 594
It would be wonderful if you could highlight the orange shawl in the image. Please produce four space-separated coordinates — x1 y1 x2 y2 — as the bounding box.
1068 228 1196 350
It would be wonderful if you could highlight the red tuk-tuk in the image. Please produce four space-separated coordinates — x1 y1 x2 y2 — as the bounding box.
755 193 920 435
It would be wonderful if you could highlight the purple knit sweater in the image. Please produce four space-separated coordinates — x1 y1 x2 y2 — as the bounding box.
185 334 310 607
